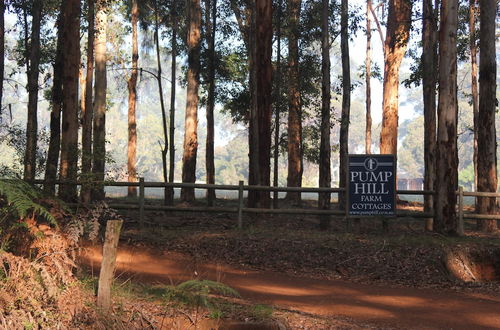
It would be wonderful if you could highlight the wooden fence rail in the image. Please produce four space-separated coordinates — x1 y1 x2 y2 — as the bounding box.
26 178 500 231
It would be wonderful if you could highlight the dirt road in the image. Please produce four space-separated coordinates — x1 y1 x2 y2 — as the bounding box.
82 245 500 329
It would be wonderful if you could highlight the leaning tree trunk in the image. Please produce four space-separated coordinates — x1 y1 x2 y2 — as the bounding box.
476 0 498 232
44 5 65 195
379 0 412 155
166 0 178 205
255 0 273 208
365 0 372 155
286 0 302 205
92 0 107 201
318 0 331 230
181 0 201 203
205 0 217 205
338 0 351 211
59 0 81 202
469 0 479 211
81 0 95 203
154 0 169 205
127 0 139 198
434 0 458 235
23 0 42 181
422 0 438 231
0 0 5 112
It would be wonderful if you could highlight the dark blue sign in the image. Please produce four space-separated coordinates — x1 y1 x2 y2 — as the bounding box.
348 154 396 216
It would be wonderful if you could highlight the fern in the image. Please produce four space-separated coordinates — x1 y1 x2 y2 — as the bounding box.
0 179 57 226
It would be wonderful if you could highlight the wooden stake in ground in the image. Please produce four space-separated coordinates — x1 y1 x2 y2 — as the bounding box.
97 220 123 312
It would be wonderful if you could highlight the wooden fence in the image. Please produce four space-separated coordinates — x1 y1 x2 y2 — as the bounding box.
30 179 499 232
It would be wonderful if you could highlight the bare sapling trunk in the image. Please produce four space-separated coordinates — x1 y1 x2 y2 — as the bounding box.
476 0 498 232
338 0 350 210
286 0 303 205
422 0 438 231
181 0 201 203
0 0 5 112
81 0 95 203
92 0 107 201
365 0 372 155
273 0 282 209
469 0 479 211
24 0 42 181
59 0 81 202
319 0 331 230
206 0 217 205
434 0 459 235
44 5 65 195
127 0 139 198
379 0 412 155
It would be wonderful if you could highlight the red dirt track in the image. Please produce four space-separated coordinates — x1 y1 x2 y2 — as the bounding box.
82 245 500 329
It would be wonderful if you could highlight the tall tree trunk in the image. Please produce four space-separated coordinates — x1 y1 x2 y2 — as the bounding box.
318 0 331 230
286 0 302 204
379 0 412 155
154 0 169 205
273 0 282 208
81 0 95 203
434 0 458 235
59 0 81 201
44 5 65 195
422 0 438 231
476 0 498 232
365 0 372 155
92 0 107 201
255 0 273 208
205 0 217 205
0 0 5 112
127 0 139 198
166 0 178 205
181 0 201 203
23 0 42 181
338 0 351 210
469 0 479 210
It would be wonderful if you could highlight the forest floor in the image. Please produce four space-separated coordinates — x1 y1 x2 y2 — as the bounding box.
78 201 500 329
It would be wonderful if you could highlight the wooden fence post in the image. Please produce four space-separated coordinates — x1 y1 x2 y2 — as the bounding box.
97 219 123 312
458 186 464 236
139 177 145 229
238 180 244 229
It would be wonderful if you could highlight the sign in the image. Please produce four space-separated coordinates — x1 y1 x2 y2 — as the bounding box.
348 154 396 216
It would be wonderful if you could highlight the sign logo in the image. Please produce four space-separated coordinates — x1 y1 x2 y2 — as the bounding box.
364 157 378 171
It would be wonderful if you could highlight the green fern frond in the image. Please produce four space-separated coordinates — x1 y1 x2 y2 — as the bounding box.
0 179 57 226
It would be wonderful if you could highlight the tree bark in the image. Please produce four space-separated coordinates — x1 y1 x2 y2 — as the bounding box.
205 0 217 205
379 0 412 155
469 0 479 212
59 0 81 202
81 0 95 203
127 0 139 198
273 0 282 209
255 0 273 208
286 0 302 204
92 0 107 201
365 0 372 155
476 0 498 232
338 0 350 210
44 4 65 195
434 0 458 235
181 0 201 203
23 0 42 181
422 0 438 231
318 0 331 230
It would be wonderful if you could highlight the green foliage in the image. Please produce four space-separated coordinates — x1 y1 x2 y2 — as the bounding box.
0 178 57 226
251 304 273 320
163 279 240 314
